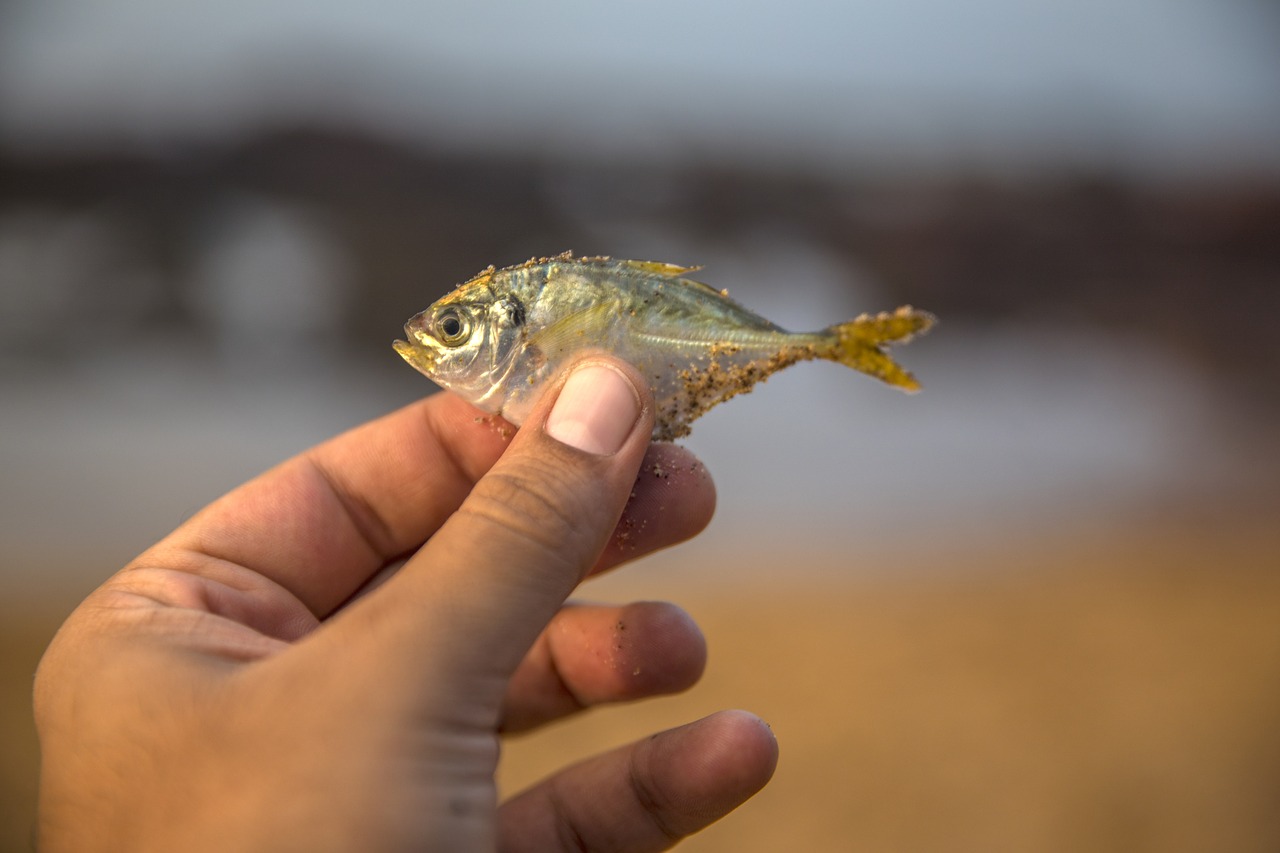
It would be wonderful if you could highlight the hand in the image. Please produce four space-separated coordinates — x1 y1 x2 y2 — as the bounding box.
32 357 777 852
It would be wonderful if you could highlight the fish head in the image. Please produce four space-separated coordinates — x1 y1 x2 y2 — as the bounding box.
393 273 527 408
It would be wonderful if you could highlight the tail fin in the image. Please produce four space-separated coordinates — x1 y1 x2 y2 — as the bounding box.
826 306 936 392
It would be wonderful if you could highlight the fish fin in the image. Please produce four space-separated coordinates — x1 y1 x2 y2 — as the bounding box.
826 306 936 392
620 259 704 278
533 302 616 357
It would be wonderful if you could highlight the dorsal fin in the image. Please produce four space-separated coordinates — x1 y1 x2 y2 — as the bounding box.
616 259 727 299
619 259 704 278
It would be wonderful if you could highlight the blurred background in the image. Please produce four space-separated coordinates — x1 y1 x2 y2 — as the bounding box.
2 0 1279 850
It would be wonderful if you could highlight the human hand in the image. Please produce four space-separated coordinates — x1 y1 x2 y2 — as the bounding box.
33 357 778 852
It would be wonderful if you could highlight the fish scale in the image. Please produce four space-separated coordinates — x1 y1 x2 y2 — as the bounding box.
394 254 935 441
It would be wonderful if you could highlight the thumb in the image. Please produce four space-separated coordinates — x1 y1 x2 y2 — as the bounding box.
322 357 654 709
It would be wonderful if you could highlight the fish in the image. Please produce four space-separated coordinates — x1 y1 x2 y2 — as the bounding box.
394 253 935 441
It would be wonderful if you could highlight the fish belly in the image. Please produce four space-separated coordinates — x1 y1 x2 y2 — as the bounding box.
622 332 828 441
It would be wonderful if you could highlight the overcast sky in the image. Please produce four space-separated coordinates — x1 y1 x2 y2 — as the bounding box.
2 0 1279 173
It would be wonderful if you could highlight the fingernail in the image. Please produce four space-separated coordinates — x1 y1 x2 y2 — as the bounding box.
546 363 641 455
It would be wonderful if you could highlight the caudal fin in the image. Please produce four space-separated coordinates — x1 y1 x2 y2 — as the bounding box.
826 306 936 392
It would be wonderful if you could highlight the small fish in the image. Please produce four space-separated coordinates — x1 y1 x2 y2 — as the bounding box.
394 253 935 441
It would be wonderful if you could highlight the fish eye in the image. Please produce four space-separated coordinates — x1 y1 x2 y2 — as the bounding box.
435 308 470 345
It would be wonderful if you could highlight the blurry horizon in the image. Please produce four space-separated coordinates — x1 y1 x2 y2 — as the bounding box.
3 136 1276 590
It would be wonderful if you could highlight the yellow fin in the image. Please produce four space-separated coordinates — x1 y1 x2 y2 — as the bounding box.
621 260 704 278
826 306 936 392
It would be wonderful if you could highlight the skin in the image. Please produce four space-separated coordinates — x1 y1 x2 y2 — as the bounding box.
33 356 778 852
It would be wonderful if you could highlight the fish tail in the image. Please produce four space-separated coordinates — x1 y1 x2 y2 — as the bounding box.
824 306 936 392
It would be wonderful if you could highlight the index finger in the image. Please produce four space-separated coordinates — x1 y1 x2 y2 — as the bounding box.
154 392 513 617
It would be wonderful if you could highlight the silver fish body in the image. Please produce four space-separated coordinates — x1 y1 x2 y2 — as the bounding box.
394 254 934 441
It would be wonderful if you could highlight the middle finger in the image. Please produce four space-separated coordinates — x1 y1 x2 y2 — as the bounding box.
500 600 707 733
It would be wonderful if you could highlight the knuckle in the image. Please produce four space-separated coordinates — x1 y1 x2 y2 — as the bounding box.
458 456 601 562
628 747 684 845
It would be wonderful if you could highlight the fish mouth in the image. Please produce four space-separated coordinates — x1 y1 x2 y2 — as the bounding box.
393 337 437 374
